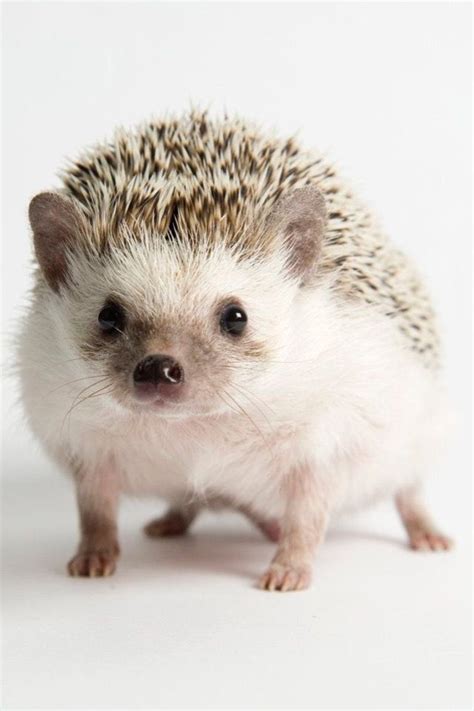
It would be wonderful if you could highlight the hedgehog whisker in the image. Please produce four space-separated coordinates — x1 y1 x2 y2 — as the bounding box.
64 383 117 438
7 355 89 374
47 373 110 396
226 381 276 422
60 377 111 438
220 385 272 456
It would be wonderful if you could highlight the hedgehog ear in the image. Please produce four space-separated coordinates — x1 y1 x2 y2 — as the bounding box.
29 192 85 291
266 186 327 285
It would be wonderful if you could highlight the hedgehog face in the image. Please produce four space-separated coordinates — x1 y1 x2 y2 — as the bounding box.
28 187 327 420
50 238 297 419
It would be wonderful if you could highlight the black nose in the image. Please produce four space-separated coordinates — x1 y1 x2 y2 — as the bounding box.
133 355 184 386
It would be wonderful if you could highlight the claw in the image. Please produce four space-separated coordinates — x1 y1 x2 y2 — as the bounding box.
258 563 311 592
67 550 118 577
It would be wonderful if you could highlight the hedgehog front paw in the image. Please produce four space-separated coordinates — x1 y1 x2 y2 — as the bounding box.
67 545 119 577
409 529 454 552
258 563 312 592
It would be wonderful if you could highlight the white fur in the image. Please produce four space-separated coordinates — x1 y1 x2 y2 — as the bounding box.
18 237 448 526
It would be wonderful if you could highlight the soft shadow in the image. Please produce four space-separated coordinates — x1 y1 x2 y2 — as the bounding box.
327 527 406 549
3 487 409 587
127 526 272 581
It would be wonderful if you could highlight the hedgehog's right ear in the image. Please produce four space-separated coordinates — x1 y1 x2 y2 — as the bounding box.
265 186 327 286
29 192 85 292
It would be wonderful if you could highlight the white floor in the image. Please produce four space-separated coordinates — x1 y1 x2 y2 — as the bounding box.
2 437 471 710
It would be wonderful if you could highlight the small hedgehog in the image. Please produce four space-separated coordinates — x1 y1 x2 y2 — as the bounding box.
19 110 452 591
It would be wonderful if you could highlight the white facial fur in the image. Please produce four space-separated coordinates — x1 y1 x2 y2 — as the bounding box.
27 236 298 423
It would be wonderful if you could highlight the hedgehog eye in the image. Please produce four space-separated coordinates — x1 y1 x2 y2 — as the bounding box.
220 304 247 336
98 302 125 334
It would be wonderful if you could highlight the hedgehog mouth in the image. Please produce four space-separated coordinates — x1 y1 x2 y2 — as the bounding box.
112 379 228 419
126 392 226 421
133 394 184 411
125 390 200 418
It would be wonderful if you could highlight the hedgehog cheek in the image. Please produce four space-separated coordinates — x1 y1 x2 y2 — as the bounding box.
265 186 327 286
28 191 86 292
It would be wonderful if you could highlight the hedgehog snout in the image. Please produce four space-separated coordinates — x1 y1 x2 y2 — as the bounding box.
133 354 184 402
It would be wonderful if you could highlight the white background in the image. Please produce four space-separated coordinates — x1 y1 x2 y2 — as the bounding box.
1 2 471 709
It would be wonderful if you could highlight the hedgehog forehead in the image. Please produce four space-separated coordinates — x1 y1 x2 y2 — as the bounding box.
81 237 289 323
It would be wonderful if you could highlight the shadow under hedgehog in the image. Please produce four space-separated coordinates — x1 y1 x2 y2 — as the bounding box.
19 110 452 591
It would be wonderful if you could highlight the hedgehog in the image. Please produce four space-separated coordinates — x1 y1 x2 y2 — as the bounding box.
19 110 452 591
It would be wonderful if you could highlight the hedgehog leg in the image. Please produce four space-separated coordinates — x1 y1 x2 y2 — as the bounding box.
144 502 200 538
68 461 120 578
395 486 453 552
258 464 329 592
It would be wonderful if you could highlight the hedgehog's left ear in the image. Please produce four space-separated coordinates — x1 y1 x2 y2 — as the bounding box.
265 186 327 286
29 192 86 292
